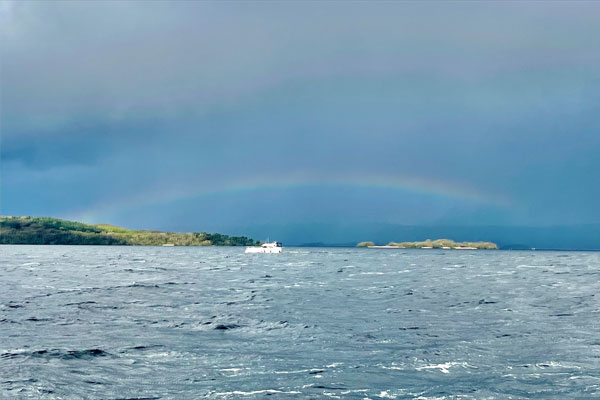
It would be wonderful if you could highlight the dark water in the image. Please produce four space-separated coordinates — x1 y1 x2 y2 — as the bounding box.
1 246 600 399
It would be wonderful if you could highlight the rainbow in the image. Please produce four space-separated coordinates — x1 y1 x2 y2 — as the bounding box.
70 172 511 223
206 173 505 204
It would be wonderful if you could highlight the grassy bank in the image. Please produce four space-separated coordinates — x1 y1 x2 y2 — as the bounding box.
0 216 258 246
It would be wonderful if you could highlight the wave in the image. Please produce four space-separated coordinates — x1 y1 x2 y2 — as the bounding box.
1 348 110 360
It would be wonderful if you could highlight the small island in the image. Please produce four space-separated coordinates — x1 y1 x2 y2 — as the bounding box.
357 239 498 250
0 216 258 246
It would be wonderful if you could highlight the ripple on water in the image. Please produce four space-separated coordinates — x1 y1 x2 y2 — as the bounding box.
1 247 599 399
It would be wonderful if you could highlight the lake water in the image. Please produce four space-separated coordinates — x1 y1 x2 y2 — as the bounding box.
1 245 600 399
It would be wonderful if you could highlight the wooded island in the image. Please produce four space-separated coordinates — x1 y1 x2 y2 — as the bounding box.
357 239 498 249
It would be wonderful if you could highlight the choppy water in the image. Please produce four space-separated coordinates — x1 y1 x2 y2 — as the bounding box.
1 246 600 399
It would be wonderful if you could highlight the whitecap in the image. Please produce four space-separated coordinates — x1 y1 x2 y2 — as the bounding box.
213 389 301 396
21 262 41 267
326 362 343 368
340 389 368 394
381 366 403 370
415 362 471 374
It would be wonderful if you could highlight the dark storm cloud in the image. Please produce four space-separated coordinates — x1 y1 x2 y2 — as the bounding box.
1 1 600 235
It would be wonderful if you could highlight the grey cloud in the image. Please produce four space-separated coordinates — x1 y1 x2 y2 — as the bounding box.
3 1 599 135
2 1 600 231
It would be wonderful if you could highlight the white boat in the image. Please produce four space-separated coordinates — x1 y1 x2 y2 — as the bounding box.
245 241 283 254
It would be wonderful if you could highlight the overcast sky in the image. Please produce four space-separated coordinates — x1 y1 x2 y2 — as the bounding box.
1 1 599 241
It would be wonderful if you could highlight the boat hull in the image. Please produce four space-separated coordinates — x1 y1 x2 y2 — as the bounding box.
245 247 282 254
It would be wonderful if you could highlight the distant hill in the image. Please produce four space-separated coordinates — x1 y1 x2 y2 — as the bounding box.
0 216 258 246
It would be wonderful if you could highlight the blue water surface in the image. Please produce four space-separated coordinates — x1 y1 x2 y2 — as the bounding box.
1 245 599 399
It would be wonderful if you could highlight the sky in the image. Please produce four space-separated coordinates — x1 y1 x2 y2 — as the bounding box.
1 1 599 245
